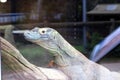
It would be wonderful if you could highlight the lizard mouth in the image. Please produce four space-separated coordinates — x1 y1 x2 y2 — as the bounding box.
24 30 49 41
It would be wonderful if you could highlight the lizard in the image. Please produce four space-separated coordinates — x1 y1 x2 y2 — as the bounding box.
24 27 120 80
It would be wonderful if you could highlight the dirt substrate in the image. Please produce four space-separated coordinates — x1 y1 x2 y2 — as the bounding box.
100 58 120 72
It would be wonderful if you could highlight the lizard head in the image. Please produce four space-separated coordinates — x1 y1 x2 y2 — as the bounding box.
24 27 61 55
24 27 54 42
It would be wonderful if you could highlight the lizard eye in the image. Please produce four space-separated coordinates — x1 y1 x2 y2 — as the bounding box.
42 30 45 33
40 30 46 34
39 29 47 34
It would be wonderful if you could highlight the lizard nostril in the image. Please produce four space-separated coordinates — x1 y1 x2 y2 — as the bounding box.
27 32 30 34
24 31 31 36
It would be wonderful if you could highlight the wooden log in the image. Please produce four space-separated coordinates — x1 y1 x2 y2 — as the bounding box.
0 25 15 46
0 37 68 80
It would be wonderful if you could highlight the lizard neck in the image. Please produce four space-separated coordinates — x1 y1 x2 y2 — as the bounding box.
54 46 89 67
52 34 89 67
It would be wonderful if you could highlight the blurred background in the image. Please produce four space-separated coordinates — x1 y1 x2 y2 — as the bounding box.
0 0 120 71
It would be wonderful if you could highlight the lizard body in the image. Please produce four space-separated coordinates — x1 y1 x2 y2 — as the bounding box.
24 27 120 80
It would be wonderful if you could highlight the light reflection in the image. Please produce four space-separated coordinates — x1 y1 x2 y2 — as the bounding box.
0 0 7 3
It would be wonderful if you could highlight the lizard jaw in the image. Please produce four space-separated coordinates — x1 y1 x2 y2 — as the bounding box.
24 30 49 42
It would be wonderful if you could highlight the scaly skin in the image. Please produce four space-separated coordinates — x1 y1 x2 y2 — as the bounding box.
24 27 120 80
